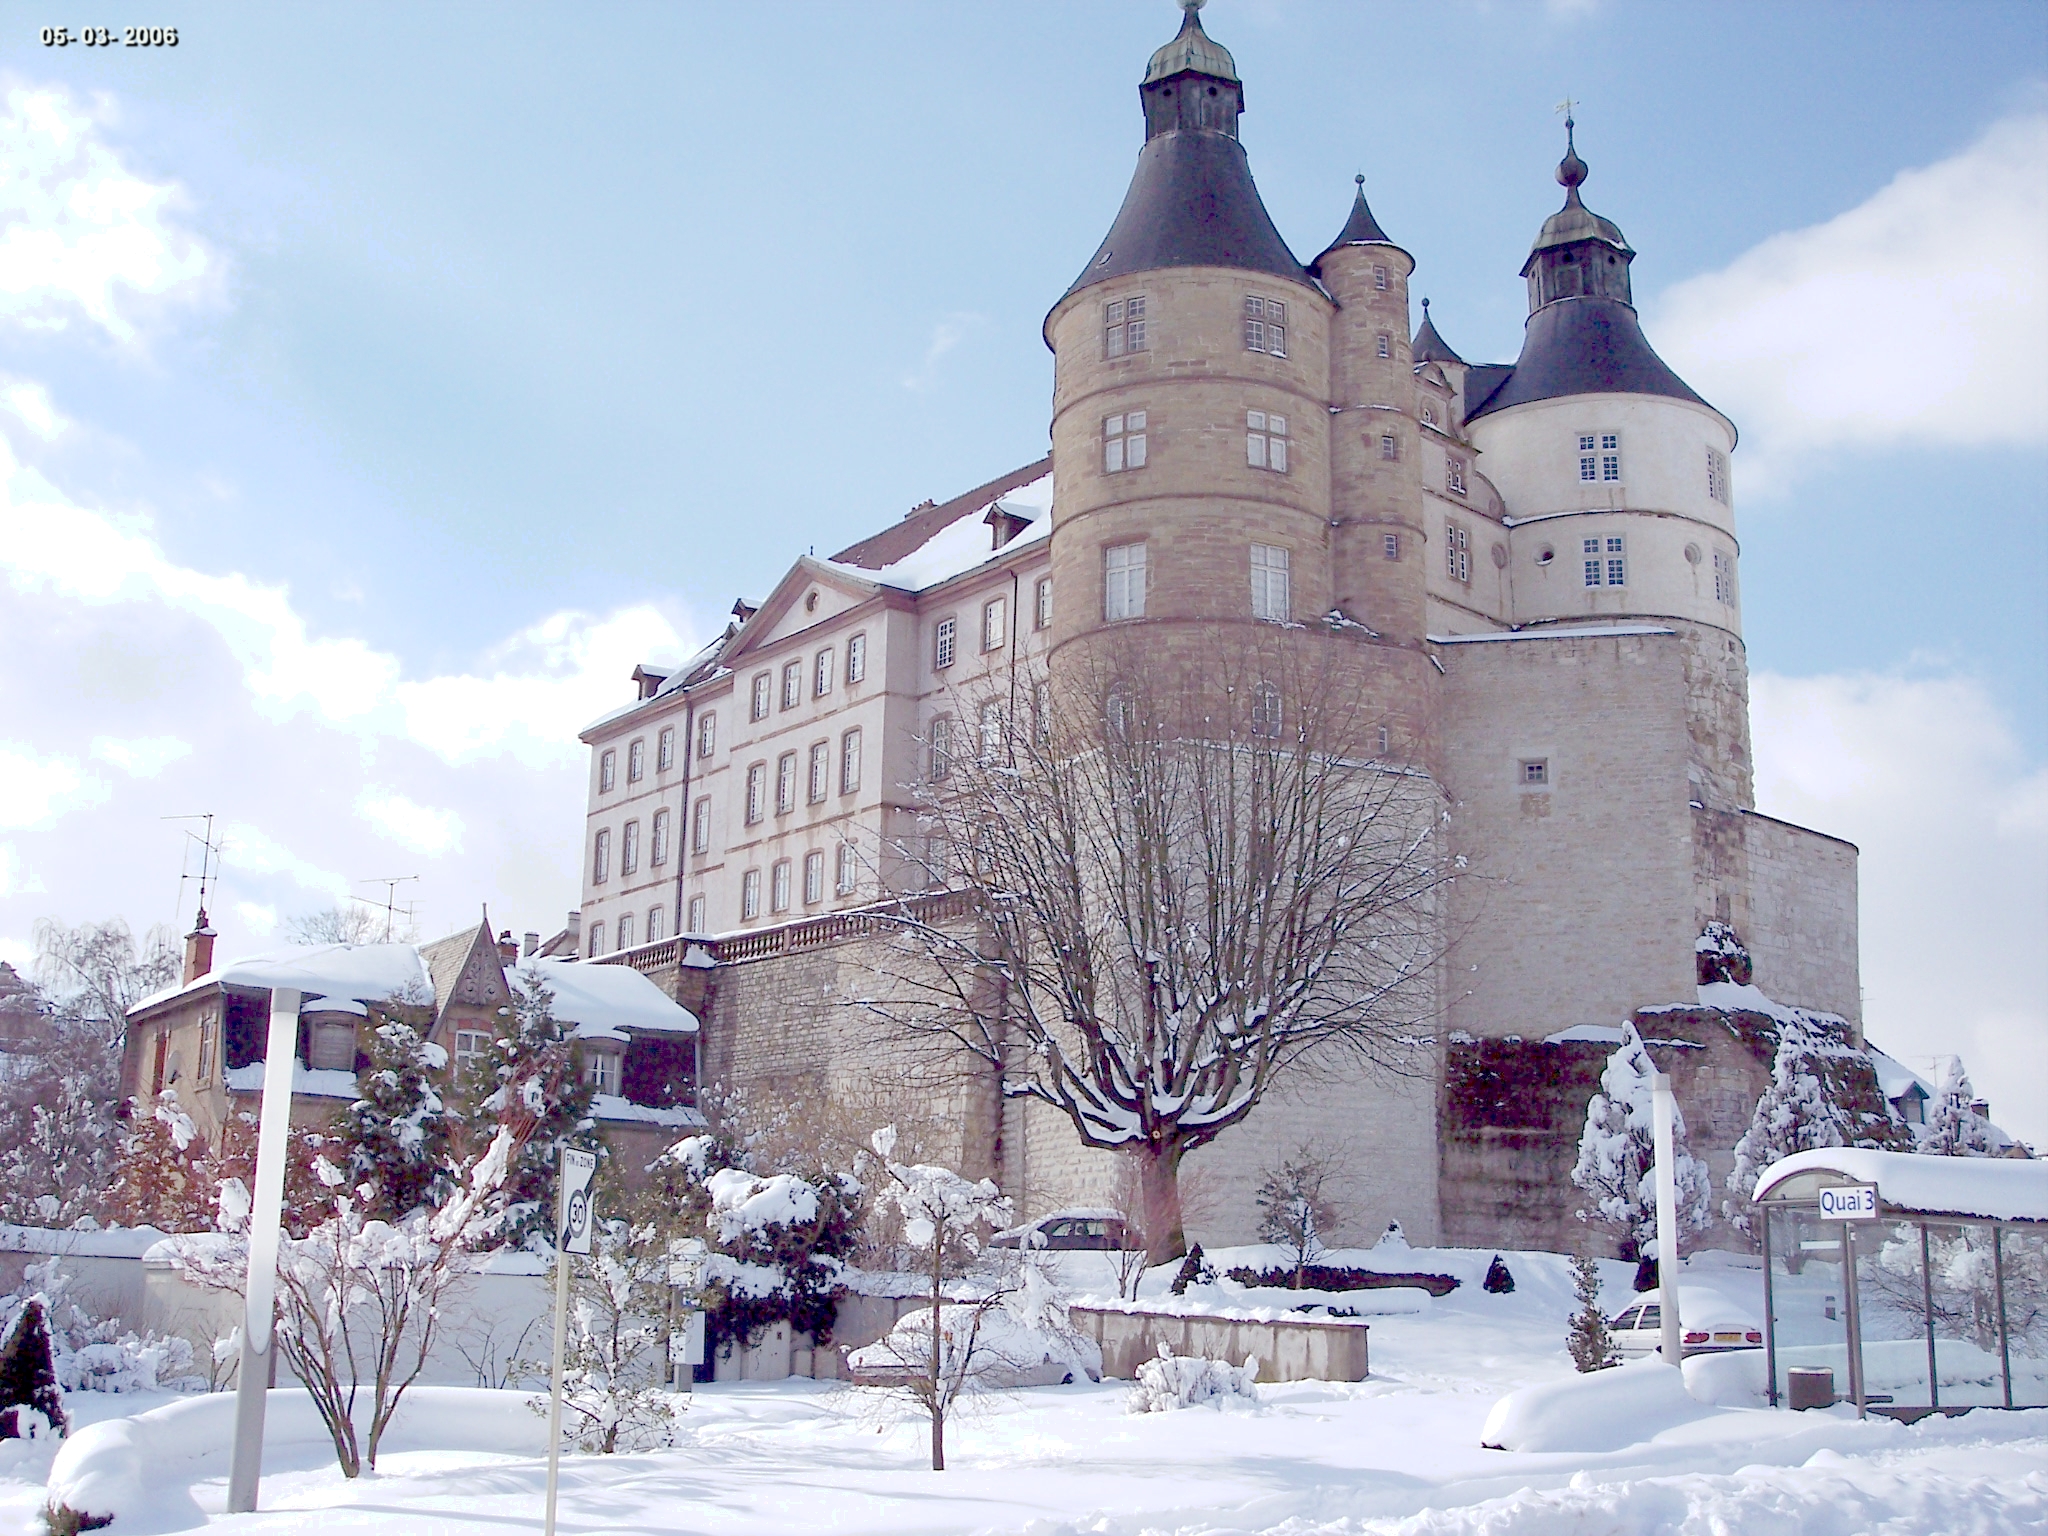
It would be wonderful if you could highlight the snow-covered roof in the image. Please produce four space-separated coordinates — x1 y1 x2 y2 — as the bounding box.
134 942 433 1015
525 958 698 1036
1867 1045 1934 1104
1753 1148 2048 1223
823 471 1052 593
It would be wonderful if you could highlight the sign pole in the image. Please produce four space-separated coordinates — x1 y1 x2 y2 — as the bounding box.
543 1146 597 1536
1650 1071 1684 1368
227 985 301 1514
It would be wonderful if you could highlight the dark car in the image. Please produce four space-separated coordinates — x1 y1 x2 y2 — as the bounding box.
990 1211 1130 1252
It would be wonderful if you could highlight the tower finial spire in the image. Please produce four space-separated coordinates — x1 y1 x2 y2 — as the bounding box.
1554 98 1588 197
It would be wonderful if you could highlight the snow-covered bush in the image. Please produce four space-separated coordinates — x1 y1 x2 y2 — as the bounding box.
1923 1059 2001 1158
0 1259 197 1398
1169 1243 1216 1296
104 1090 214 1233
1566 1254 1617 1373
525 1218 682 1454
463 972 600 1252
1126 1343 1259 1414
1693 920 1753 986
1570 1025 1711 1261
342 1007 456 1221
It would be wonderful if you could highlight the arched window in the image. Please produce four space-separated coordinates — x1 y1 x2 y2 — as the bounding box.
592 828 611 883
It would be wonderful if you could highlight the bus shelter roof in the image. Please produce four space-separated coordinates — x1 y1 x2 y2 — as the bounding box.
1754 1148 2048 1225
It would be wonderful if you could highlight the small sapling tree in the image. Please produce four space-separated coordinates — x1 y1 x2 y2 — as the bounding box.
1566 1254 1616 1373
1924 1060 2001 1158
1254 1143 1344 1289
466 971 598 1252
527 1217 681 1453
341 1004 457 1223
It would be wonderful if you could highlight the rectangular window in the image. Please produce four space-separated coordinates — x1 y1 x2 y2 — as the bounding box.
781 660 802 710
1377 725 1391 755
197 1018 215 1085
599 750 616 793
1250 681 1282 739
1583 534 1627 586
691 795 710 853
834 842 857 895
978 700 1004 763
803 850 825 905
1579 433 1598 482
1607 534 1627 586
929 716 954 780
587 922 605 958
657 727 675 772
814 647 834 697
1103 295 1147 358
808 740 829 804
586 1050 620 1095
840 728 862 794
1104 542 1146 621
1376 332 1391 359
1035 575 1053 630
1383 531 1401 561
776 751 797 815
647 904 665 943
1032 680 1050 745
846 631 867 683
592 828 611 883
617 912 635 950
1380 433 1398 461
770 859 791 913
698 711 717 758
1373 264 1389 291
1250 543 1290 621
1446 455 1467 495
621 819 640 876
1246 409 1288 472
1713 548 1735 605
652 807 671 865
745 762 766 824
1707 448 1730 505
1445 521 1471 584
750 673 771 722
741 868 762 921
1243 295 1286 356
934 616 957 670
981 596 1006 652
687 893 706 932
1601 432 1621 482
454 1029 490 1075
1521 759 1549 785
627 738 645 783
1103 410 1147 472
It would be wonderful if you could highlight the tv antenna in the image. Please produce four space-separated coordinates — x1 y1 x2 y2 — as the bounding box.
162 813 222 929
357 875 420 942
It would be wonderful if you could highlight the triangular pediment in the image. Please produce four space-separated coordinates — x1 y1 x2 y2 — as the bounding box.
724 559 883 663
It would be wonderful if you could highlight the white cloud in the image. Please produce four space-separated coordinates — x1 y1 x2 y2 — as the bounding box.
0 743 108 830
1650 112 2048 493
235 900 277 937
0 378 66 439
356 788 465 856
90 734 192 778
0 844 42 899
0 83 218 345
901 313 982 392
1751 669 2048 1147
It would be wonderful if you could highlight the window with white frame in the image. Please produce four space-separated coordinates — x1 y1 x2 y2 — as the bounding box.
627 738 645 783
1244 295 1286 355
1520 759 1549 785
1376 332 1391 359
454 1028 490 1076
692 795 710 852
741 868 762 920
834 842 857 895
745 763 766 824
1246 410 1288 471
1380 433 1398 461
652 807 671 865
1713 548 1735 605
776 751 797 815
846 631 867 684
750 672 771 721
981 596 1006 652
1376 725 1391 755
933 616 956 670
1032 680 1050 745
585 1047 621 1095
1373 264 1389 291
1580 431 1620 482
1579 433 1599 482
617 911 635 950
197 1018 215 1084
1104 542 1146 620
599 750 617 793
978 700 1003 763
781 660 802 710
1446 455 1467 495
1601 432 1621 481
1383 531 1401 561
1103 411 1147 472
621 819 640 876
592 828 611 883
1707 448 1730 505
687 893 706 931
814 647 834 697
647 904 665 942
1103 295 1147 358
586 922 605 957
1250 543 1290 621
803 850 825 905
770 859 792 913
1582 534 1627 586
658 726 675 772
698 711 716 758
1250 681 1282 739
808 741 829 804
1035 576 1053 630
929 716 954 780
840 728 862 794
1445 521 1471 584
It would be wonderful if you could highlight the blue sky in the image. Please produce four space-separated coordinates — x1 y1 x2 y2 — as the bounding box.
0 2 2042 1138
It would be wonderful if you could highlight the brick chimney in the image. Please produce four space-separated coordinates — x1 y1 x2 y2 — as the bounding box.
183 909 217 985
497 929 518 964
523 931 539 957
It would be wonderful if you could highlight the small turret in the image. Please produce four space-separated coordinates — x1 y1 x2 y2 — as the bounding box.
1522 117 1636 311
1141 0 1243 140
1412 298 1463 366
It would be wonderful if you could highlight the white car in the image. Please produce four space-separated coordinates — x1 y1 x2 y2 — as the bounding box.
1607 1287 1762 1358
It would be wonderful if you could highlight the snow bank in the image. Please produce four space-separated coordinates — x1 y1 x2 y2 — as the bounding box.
1480 1356 1716 1453
0 1224 167 1259
1126 1343 1260 1413
526 957 698 1035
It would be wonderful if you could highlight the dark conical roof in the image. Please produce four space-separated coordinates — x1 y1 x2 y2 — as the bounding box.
1412 299 1463 365
1466 297 1710 420
1060 129 1310 303
1314 174 1393 260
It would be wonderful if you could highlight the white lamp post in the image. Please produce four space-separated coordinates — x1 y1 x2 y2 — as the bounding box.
227 985 301 1513
1651 1069 1685 1367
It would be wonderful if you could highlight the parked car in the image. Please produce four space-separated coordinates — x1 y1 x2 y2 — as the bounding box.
989 1209 1130 1252
1608 1287 1763 1358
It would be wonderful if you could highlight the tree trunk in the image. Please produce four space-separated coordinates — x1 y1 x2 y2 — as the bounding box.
1138 1141 1187 1263
929 1228 945 1471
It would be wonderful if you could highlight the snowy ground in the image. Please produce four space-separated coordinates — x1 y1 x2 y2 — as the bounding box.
5 1246 2044 1535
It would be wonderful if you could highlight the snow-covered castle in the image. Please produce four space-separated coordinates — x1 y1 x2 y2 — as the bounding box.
565 4 1884 1248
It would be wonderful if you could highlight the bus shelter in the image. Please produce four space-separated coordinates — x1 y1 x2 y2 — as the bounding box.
1753 1149 2047 1420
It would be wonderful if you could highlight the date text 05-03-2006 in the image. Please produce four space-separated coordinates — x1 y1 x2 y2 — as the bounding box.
42 27 179 47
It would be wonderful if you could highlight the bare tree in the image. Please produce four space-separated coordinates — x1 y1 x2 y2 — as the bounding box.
1254 1140 1348 1289
286 904 413 946
32 917 179 1052
859 649 1449 1261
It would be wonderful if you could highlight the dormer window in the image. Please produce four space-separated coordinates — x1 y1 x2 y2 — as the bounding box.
1104 296 1148 358
1244 296 1286 356
584 1046 621 1097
